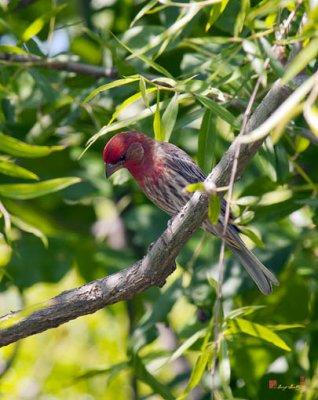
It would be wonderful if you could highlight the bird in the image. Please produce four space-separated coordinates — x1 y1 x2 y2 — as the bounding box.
103 130 279 294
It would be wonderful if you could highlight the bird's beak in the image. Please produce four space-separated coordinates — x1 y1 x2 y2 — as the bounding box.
105 162 124 178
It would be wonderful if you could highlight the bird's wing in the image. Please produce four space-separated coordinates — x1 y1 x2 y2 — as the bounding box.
158 141 238 230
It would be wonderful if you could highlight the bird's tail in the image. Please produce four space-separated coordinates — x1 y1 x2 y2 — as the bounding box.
226 227 279 295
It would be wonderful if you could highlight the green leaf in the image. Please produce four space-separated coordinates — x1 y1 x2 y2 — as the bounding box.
225 305 266 320
226 318 291 351
168 329 206 364
162 93 179 141
22 17 45 42
196 94 239 130
234 0 250 36
0 177 81 200
75 361 129 381
180 323 214 399
185 182 205 193
11 215 48 247
0 158 38 180
0 45 27 54
208 194 221 225
139 76 149 108
132 354 174 400
206 0 229 31
109 87 156 125
130 0 158 27
82 76 140 104
239 226 264 248
0 133 64 158
153 91 164 141
21 4 66 42
282 37 318 84
197 109 214 173
111 31 173 79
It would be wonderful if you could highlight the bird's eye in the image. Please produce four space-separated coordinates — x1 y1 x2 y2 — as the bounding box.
119 155 125 162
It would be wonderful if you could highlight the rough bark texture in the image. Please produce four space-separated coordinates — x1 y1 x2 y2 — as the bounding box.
0 79 295 347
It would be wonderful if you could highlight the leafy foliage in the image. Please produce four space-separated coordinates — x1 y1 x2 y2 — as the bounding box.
0 0 317 399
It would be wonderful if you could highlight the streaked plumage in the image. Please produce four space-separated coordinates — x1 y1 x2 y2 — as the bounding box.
103 131 279 294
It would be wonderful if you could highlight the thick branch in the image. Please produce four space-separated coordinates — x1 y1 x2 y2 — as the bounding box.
0 54 117 79
0 79 295 347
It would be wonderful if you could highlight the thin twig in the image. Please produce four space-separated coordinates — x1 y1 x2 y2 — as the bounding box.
0 54 117 79
210 7 300 393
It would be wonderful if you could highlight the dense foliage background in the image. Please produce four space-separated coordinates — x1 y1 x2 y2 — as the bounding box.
0 0 317 398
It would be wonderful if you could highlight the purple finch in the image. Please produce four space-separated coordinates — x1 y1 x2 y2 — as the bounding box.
103 131 278 294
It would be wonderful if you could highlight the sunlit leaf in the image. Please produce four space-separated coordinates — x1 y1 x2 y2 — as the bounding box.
162 93 178 141
82 76 140 104
0 177 81 200
304 104 318 137
196 94 239 129
0 133 64 158
206 0 229 31
185 182 205 193
234 0 250 36
11 215 48 247
208 194 221 225
130 0 159 26
226 318 291 351
132 353 174 400
283 37 318 84
0 158 38 180
197 109 214 173
111 32 173 78
153 91 164 141
0 45 27 54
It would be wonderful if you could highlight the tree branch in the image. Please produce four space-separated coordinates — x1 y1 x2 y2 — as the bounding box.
0 54 117 79
0 78 300 347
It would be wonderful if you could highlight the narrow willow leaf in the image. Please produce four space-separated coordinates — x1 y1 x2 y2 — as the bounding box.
75 361 129 381
168 329 206 364
0 159 38 180
180 322 214 399
162 93 179 141
0 45 27 54
267 324 304 331
22 17 45 42
111 32 173 78
283 37 318 84
219 339 231 392
295 136 310 153
130 0 158 26
304 105 318 137
238 73 318 144
234 0 250 36
0 133 64 158
260 37 284 78
225 305 265 320
82 76 140 104
0 177 81 200
226 318 291 351
271 103 303 144
139 76 149 108
185 182 205 193
109 87 156 125
132 354 174 400
153 91 164 141
11 215 48 247
196 94 239 130
208 194 221 225
21 4 66 42
206 0 229 31
239 226 264 248
198 109 214 172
